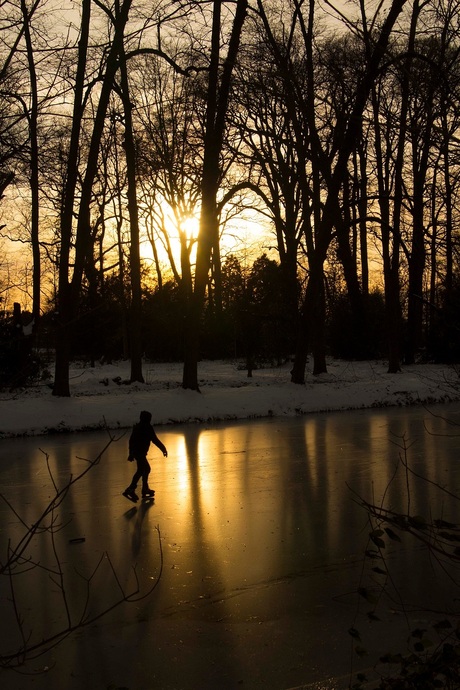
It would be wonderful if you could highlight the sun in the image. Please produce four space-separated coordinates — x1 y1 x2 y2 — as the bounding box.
139 199 272 276
139 201 199 270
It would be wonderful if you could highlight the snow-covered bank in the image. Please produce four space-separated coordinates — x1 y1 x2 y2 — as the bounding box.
1 358 460 438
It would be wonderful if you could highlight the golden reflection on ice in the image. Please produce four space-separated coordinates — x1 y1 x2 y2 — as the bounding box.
170 434 190 496
3 406 460 690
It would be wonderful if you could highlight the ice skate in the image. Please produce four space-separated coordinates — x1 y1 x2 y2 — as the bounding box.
142 488 155 498
123 488 139 503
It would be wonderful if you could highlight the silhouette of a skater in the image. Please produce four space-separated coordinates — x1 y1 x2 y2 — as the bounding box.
123 410 167 502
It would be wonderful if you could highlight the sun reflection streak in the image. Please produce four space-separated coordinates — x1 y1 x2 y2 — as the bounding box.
171 435 190 496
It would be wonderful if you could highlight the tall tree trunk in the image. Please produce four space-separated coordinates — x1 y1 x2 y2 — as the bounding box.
405 153 428 364
290 256 325 382
390 0 420 369
405 80 434 364
119 46 144 383
53 0 132 395
113 135 130 359
182 0 248 390
442 112 453 296
53 0 91 396
371 78 402 374
182 0 221 392
357 142 369 297
336 179 367 350
22 0 40 330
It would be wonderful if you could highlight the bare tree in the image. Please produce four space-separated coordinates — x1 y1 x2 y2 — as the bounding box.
255 0 408 383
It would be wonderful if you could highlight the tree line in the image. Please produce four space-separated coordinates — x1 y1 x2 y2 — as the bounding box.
1 0 459 394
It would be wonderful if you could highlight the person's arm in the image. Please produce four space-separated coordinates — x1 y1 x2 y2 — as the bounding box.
150 428 167 456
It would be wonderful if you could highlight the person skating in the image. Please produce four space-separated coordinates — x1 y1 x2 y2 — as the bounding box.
123 410 167 502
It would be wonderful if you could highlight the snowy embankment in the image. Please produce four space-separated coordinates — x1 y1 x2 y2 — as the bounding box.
1 359 460 438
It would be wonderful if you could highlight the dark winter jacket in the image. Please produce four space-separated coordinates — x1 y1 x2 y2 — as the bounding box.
128 421 167 460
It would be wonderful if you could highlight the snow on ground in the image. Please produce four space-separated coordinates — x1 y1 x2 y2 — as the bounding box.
2 358 460 439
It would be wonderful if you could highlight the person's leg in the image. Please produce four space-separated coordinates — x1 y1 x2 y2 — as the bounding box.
123 461 143 501
127 464 142 491
140 458 152 494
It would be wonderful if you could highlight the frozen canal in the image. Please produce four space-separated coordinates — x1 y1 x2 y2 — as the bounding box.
1 404 460 689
